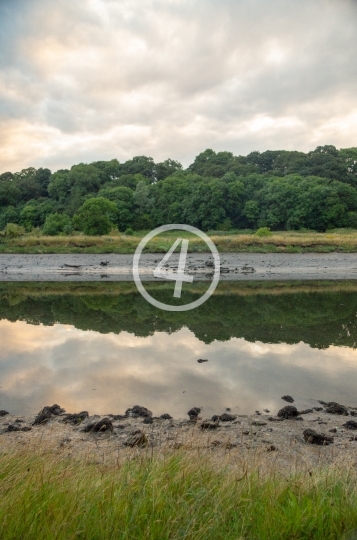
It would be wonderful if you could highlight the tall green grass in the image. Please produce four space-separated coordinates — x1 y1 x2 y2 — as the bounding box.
1 449 357 539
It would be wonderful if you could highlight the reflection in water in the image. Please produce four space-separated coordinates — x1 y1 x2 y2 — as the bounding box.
0 282 357 416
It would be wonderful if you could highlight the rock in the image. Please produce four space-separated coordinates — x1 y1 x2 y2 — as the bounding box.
200 421 219 430
267 416 284 422
299 409 313 415
143 417 153 424
125 431 148 447
342 420 357 430
83 418 113 433
160 413 173 420
197 359 208 363
33 404 65 425
277 405 298 419
266 444 277 452
0 410 9 417
325 402 348 415
6 424 20 432
188 407 201 420
252 421 267 426
329 428 337 433
109 414 127 420
226 408 231 411
281 395 294 403
62 411 89 425
313 407 323 412
263 409 270 413
350 410 357 417
125 405 152 418
211 415 219 422
20 426 32 432
303 429 333 445
219 413 237 422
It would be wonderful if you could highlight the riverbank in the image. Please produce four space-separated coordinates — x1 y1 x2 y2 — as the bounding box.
2 229 357 254
2 398 357 468
2 400 357 538
2 252 357 281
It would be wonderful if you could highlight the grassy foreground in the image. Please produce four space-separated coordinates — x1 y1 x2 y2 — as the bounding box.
1 449 357 539
2 229 357 253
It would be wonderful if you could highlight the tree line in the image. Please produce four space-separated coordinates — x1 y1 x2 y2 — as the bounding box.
1 145 357 235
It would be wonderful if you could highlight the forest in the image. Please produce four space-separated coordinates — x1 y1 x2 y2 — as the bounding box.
1 145 357 235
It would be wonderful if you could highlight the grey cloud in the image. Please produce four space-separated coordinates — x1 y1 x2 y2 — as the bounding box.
0 0 356 171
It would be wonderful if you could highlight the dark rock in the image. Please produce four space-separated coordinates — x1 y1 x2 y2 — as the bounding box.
252 420 267 426
6 424 20 432
318 400 327 406
83 418 113 433
125 431 148 447
197 359 208 363
281 395 294 403
263 409 270 413
21 426 32 432
329 428 337 433
62 411 89 425
33 404 65 425
277 405 298 419
266 444 277 452
325 402 348 415
14 419 24 423
143 417 153 424
0 410 9 417
125 405 152 418
226 408 231 411
200 421 219 430
160 413 173 420
313 407 323 412
219 413 237 422
267 416 284 422
109 414 127 420
350 410 357 417
187 407 201 417
303 429 333 445
211 415 220 422
299 409 313 415
255 411 261 415
342 420 357 430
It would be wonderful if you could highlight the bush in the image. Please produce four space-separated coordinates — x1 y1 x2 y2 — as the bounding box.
4 223 25 238
42 213 72 236
124 227 134 235
74 197 117 235
255 227 272 237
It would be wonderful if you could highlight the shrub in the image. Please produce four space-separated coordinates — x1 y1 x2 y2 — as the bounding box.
255 227 272 237
42 213 73 236
4 223 25 238
124 227 134 235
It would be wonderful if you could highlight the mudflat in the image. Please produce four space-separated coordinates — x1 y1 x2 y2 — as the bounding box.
0 252 357 281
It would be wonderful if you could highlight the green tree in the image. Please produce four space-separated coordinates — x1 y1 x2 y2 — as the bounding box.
42 213 72 235
74 197 117 235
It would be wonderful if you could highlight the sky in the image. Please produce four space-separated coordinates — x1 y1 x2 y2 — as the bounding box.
1 0 357 173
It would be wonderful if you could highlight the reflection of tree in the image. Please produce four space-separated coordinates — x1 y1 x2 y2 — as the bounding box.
1 287 357 349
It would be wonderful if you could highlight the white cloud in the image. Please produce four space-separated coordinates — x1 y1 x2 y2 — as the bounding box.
0 0 356 171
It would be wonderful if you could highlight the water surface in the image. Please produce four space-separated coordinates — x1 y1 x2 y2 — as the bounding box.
0 282 356 418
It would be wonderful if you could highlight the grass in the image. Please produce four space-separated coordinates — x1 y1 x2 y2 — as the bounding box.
2 229 357 253
0 448 357 539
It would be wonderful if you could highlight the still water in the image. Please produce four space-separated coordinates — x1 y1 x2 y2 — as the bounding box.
0 282 357 418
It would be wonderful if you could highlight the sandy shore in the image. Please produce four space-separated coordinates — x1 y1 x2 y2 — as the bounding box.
2 400 357 472
1 253 357 281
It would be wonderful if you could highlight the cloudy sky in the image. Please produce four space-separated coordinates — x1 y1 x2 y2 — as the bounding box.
1 0 357 173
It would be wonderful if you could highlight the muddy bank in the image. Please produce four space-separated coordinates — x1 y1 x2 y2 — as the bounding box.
1 253 357 281
2 398 357 471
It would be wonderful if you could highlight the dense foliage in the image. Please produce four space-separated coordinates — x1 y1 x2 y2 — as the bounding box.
1 283 356 348
1 145 357 234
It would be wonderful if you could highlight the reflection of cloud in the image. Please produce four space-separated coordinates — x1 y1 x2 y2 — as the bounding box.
0 0 357 171
1 320 357 418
